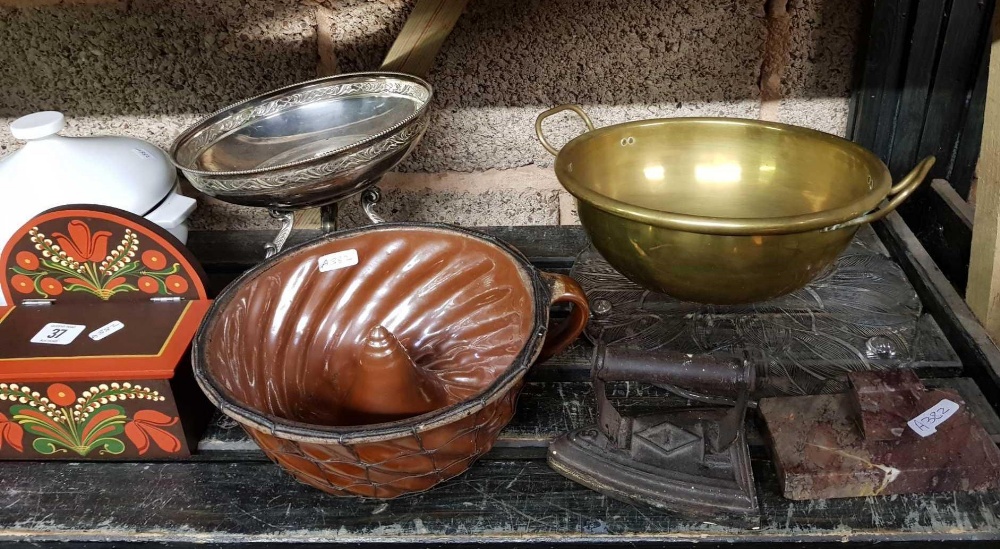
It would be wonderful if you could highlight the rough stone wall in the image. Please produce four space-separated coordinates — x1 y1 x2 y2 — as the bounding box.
779 0 864 133
0 0 862 229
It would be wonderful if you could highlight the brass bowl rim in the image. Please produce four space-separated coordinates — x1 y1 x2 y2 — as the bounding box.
168 71 433 178
554 117 892 236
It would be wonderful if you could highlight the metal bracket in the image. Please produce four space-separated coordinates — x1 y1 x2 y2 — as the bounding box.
361 187 386 224
264 210 296 259
320 203 339 233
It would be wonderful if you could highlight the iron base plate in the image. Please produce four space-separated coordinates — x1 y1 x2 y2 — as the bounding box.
548 408 759 527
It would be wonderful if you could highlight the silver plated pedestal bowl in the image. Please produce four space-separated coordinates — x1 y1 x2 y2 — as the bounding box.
170 72 432 256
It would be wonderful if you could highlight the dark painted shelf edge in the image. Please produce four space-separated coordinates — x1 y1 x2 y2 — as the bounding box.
876 213 1000 409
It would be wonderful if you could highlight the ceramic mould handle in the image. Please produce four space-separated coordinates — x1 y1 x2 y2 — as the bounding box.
538 272 590 361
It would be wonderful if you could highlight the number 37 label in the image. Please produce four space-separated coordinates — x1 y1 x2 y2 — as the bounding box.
907 399 961 437
30 323 86 346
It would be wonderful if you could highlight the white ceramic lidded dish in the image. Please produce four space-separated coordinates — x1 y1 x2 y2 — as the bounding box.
0 111 197 251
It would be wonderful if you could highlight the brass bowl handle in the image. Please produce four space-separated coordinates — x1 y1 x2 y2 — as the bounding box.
537 272 590 361
535 104 596 156
833 156 936 230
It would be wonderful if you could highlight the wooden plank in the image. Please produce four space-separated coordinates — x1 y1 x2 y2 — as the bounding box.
845 0 874 142
850 0 912 148
950 22 994 199
379 0 469 77
1 459 998 545
886 0 947 178
315 5 339 77
758 0 791 122
917 0 994 180
932 179 975 228
871 0 913 158
912 313 983 374
3 220 1000 545
850 0 993 294
967 8 1000 339
904 179 975 291
877 212 1000 410
897 0 992 288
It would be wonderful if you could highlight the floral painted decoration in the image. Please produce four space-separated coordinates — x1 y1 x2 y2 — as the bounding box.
0 412 23 453
0 382 181 456
7 220 190 300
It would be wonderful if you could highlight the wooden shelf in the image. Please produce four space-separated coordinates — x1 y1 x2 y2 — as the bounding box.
2 226 1000 547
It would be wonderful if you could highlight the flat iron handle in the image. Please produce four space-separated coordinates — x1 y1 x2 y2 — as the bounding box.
594 344 755 400
593 344 754 452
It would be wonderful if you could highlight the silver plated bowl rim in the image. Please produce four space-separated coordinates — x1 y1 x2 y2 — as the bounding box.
168 71 433 178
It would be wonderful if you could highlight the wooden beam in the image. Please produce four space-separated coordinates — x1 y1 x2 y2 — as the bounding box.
315 5 339 77
966 10 1000 336
915 179 975 292
847 0 911 149
758 0 790 122
932 179 975 228
380 0 468 77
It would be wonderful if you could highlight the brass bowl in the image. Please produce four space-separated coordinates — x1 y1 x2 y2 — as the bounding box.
536 105 935 304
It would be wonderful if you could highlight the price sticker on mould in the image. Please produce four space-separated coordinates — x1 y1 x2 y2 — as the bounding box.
318 249 359 273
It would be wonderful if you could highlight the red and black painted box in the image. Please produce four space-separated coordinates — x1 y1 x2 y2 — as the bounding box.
0 205 212 460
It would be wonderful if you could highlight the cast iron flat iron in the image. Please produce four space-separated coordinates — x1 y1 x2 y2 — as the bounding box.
548 343 759 526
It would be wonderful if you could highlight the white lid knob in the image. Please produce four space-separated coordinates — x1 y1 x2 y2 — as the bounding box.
10 111 65 140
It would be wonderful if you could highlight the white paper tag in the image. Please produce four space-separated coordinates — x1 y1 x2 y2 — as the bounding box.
907 399 960 437
89 320 125 341
318 249 359 273
30 323 86 345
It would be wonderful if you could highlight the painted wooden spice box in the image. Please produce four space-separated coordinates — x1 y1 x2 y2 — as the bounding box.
0 206 212 460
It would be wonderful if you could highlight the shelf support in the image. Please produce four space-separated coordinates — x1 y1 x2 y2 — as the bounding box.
967 10 1000 337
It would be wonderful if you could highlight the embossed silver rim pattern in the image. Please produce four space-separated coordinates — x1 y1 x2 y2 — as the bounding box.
183 120 428 197
168 72 433 178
